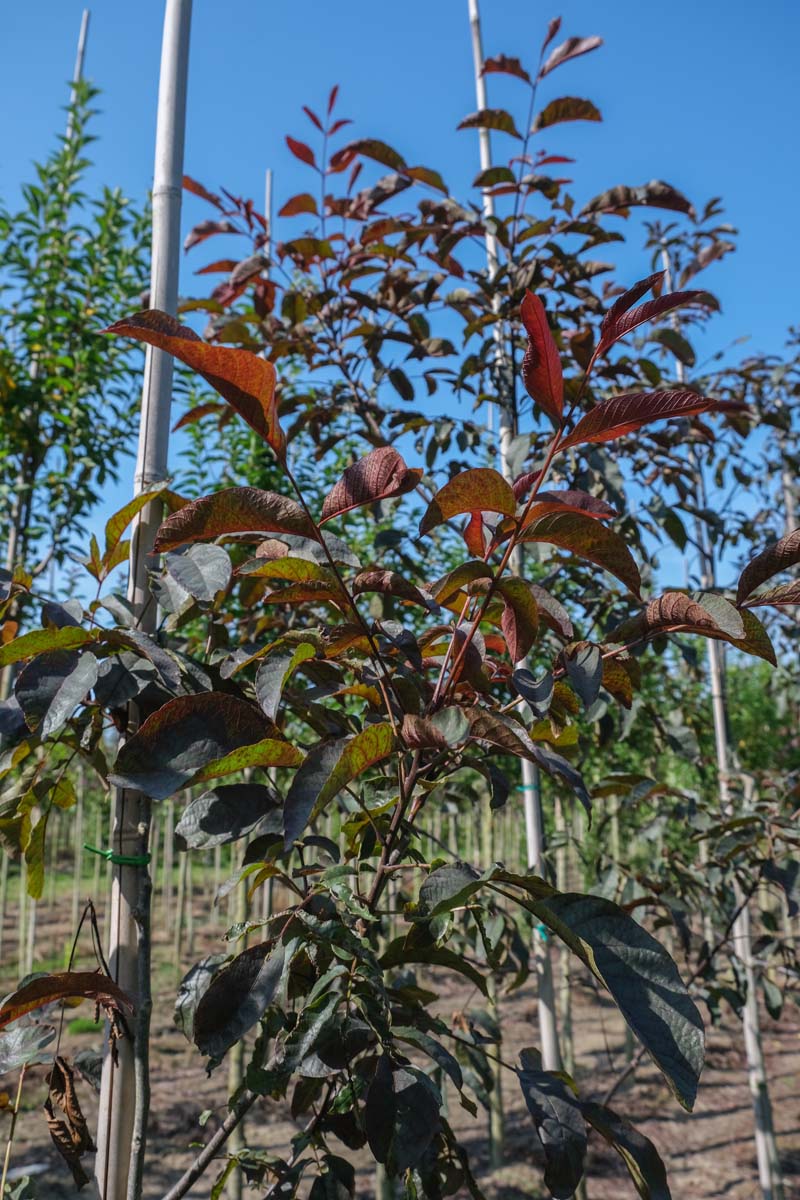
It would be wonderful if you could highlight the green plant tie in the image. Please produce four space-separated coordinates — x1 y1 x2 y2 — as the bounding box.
83 843 151 868
516 784 538 791
536 923 549 942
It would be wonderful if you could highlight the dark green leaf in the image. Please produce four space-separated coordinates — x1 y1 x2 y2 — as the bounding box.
175 785 281 850
165 544 232 602
518 1066 586 1198
581 1102 671 1200
194 943 285 1059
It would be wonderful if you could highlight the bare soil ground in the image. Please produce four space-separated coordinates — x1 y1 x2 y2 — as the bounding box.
2 881 798 1199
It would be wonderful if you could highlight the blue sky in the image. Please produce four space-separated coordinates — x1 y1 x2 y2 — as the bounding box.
2 1 798 587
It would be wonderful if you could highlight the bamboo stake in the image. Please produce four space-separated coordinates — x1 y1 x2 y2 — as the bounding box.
467 0 561 1074
95 5 192 1198
0 850 8 964
661 243 783 1200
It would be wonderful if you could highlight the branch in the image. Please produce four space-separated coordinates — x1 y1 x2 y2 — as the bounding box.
159 1090 258 1200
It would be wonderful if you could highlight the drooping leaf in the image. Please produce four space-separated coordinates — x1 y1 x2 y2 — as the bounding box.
255 642 316 721
581 1102 671 1200
520 489 618 524
0 973 134 1031
466 710 591 813
736 528 800 604
511 669 554 718
539 35 603 79
365 1055 396 1163
0 627 94 669
521 511 642 597
109 693 277 800
321 447 422 524
165 545 232 602
481 54 531 83
457 109 522 138
520 292 563 425
517 1066 587 1198
175 784 281 850
497 579 539 662
561 390 720 451
174 954 227 1042
154 487 317 551
15 651 97 737
419 469 516 537
352 571 432 609
103 486 167 573
533 97 601 131
380 937 487 995
386 1068 442 1174
330 138 407 171
563 642 602 708
0 1019 56 1074
283 723 396 847
279 192 319 218
105 311 285 458
193 943 285 1060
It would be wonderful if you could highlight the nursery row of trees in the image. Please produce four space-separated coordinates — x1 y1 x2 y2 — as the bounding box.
0 5 798 1200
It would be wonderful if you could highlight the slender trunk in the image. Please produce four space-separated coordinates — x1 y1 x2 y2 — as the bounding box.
554 796 574 1076
162 798 175 930
0 850 8 964
226 864 249 1200
174 850 188 968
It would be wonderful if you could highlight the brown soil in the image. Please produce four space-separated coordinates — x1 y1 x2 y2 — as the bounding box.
1 885 798 1199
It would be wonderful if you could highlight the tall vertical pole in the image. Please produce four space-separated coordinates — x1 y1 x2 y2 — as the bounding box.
467 0 561 1075
95 4 192 1198
661 244 783 1200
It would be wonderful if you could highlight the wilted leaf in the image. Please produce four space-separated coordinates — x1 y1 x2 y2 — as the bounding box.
521 292 563 425
109 693 276 800
321 447 422 524
283 723 396 847
106 311 285 458
175 785 281 850
154 487 317 551
0 973 134 1031
419 469 517 536
521 511 641 597
194 943 285 1059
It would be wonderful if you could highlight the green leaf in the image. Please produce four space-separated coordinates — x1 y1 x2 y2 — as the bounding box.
193 943 285 1060
109 692 278 800
581 1102 671 1200
386 1068 442 1174
380 936 487 995
0 1019 56 1074
517 1066 586 1198
192 738 303 783
365 1055 395 1163
255 643 316 721
24 814 47 899
419 469 517 537
104 485 167 568
0 627 94 669
175 785 281 850
154 487 318 552
283 723 395 848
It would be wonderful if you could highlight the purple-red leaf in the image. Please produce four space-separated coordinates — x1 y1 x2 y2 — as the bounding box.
533 97 602 132
182 176 223 209
539 35 603 80
596 291 713 358
457 110 522 139
106 310 285 459
279 193 319 218
286 136 317 168
154 487 317 552
737 529 800 605
0 972 134 1031
522 511 641 598
560 390 722 451
520 292 563 425
582 180 695 219
481 55 532 84
320 447 422 524
183 220 238 252
742 579 800 609
599 272 664 350
329 139 407 172
497 579 539 663
419 469 517 537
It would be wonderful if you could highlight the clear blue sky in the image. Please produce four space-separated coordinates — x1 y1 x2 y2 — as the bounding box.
2 1 798 591
3 0 798 361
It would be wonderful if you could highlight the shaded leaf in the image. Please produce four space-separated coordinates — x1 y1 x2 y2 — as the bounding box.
283 723 395 847
563 642 602 708
109 693 275 800
256 643 316 720
15 651 97 737
165 545 232 602
0 1019 56 1074
497 579 539 662
518 1066 586 1198
174 954 227 1042
737 528 800 604
581 1102 670 1200
194 943 285 1059
175 785 281 850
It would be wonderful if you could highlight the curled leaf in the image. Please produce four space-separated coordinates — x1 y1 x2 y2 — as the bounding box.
321 447 422 524
154 487 317 551
561 390 722 451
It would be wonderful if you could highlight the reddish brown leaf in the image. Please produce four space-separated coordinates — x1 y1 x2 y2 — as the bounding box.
582 180 695 219
330 139 407 172
598 272 664 352
457 110 522 139
420 469 517 537
154 487 317 552
302 105 324 132
742 579 800 608
286 136 317 168
522 490 617 522
521 511 641 597
497 579 539 663
481 55 531 84
182 176 223 209
105 310 285 458
320 447 422 524
596 290 713 358
279 193 319 218
560 390 721 451
737 528 800 605
464 511 485 557
530 584 574 639
194 259 238 275
539 35 603 79
183 219 238 252
533 97 602 132
0 972 134 1030
172 401 225 432
352 570 432 609
520 292 563 425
